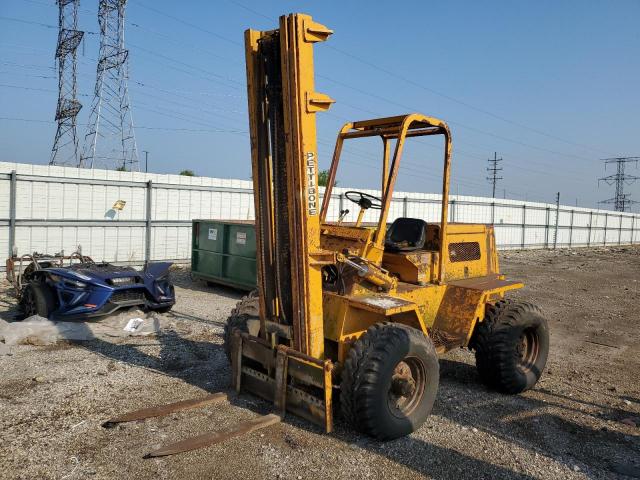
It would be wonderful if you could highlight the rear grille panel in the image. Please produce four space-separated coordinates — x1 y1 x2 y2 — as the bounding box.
449 242 481 262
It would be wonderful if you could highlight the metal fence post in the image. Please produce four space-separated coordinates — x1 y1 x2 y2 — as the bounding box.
544 207 550 248
603 213 608 246
8 170 17 257
632 215 636 244
450 199 456 222
402 196 408 217
145 180 153 264
569 210 574 248
587 211 592 247
491 201 495 225
618 214 623 245
553 206 560 250
521 204 526 249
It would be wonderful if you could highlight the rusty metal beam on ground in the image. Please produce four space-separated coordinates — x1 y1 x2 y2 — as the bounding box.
102 392 230 428
144 414 282 458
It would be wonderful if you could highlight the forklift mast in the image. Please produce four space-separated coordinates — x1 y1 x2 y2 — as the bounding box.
245 14 334 360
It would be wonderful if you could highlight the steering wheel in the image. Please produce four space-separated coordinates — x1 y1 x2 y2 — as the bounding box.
344 191 382 210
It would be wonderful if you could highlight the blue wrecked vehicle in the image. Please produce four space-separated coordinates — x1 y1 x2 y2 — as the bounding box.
7 250 175 320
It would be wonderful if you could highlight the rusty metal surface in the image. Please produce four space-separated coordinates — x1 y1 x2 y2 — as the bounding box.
346 294 416 315
144 414 282 458
448 274 523 292
274 348 288 416
432 285 484 348
430 328 467 354
102 392 230 428
6 249 93 297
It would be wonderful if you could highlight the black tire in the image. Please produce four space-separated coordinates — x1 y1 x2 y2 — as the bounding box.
340 323 439 440
21 281 56 319
471 299 549 394
223 293 259 362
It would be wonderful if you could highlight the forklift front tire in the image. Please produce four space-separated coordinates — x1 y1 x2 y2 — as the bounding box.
340 323 439 440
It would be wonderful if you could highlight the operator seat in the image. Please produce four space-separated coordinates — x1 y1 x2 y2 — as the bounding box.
385 217 428 252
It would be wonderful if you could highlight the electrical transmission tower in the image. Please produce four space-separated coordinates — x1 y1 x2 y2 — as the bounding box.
598 157 639 212
486 152 503 198
80 0 138 170
49 0 84 166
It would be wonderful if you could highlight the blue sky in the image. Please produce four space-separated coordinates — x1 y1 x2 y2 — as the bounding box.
1 0 639 208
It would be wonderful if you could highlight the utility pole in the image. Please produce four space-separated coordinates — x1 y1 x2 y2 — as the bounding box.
598 157 639 212
49 0 84 166
80 0 139 171
143 150 149 173
486 152 503 198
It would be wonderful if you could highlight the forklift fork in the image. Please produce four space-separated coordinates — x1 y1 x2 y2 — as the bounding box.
101 330 333 458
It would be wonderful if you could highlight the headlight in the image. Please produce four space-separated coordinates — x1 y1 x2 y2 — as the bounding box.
64 278 87 288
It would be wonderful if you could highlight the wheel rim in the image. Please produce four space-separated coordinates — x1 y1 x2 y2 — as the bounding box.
387 356 426 418
516 327 539 371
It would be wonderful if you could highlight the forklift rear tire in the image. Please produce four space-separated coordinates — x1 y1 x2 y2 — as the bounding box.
472 299 549 394
340 323 439 440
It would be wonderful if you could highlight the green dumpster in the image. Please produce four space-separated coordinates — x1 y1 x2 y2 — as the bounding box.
191 220 257 290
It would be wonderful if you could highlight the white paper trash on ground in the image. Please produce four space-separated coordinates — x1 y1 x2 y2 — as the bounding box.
123 318 145 332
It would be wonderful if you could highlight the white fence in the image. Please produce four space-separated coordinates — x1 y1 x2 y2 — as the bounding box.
0 161 638 264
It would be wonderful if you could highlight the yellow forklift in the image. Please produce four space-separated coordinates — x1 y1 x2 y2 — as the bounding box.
106 13 549 455
227 13 549 439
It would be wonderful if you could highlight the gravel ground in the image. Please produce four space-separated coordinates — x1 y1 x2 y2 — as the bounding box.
0 247 639 480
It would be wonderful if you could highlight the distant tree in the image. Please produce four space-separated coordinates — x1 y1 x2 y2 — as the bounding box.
115 165 128 172
318 170 337 187
179 169 196 176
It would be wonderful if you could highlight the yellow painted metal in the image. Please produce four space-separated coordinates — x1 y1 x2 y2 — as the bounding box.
241 12 527 434
244 28 272 331
314 114 523 363
278 13 333 359
241 13 337 432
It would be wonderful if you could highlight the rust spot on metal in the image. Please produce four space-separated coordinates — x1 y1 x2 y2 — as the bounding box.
144 414 282 458
102 392 230 428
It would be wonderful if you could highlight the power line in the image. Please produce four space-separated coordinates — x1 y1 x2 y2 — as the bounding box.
319 74 595 164
486 152 503 198
0 116 246 134
598 157 640 212
224 0 609 157
135 2 242 48
0 14 57 30
18 0 95 16
0 14 97 34
1 4 615 192
8 6 595 171
326 96 597 188
1 5 613 164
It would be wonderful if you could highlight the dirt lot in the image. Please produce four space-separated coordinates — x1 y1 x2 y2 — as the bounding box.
1 247 639 480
